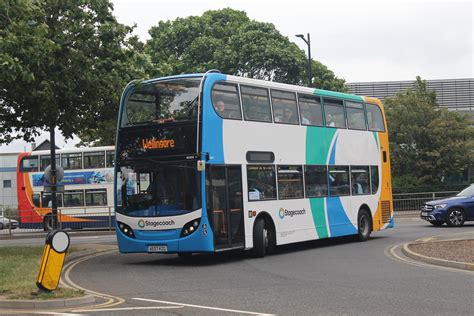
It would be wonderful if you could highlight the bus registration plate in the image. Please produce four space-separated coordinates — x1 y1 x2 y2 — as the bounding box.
148 245 168 253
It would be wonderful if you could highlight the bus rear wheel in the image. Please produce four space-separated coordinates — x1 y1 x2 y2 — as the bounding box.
43 214 54 231
357 209 372 242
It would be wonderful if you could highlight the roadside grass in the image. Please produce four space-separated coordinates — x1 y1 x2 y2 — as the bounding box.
0 246 84 300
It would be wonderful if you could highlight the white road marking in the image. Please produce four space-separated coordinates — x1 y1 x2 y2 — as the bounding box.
385 243 474 276
61 250 125 310
74 306 183 312
72 236 101 239
31 313 84 316
133 297 276 315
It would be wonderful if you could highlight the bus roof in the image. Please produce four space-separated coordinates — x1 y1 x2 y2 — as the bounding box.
21 145 115 156
135 73 380 104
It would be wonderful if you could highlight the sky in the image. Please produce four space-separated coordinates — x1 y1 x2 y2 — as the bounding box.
1 0 472 153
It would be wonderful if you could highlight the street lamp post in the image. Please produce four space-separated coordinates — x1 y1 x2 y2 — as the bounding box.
296 33 312 87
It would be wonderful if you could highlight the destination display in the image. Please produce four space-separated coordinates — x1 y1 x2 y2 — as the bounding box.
117 123 198 163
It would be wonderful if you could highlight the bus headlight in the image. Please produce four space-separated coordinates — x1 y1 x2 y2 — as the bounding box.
118 221 135 239
180 218 200 238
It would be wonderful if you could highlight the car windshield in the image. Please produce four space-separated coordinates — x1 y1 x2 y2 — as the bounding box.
116 162 201 217
456 184 474 197
121 78 202 127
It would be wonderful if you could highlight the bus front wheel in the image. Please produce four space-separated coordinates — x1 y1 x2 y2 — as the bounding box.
252 218 270 258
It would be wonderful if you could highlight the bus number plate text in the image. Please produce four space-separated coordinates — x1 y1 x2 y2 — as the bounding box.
148 245 168 253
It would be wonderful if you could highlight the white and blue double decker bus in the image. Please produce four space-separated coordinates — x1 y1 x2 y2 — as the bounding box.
114 72 393 257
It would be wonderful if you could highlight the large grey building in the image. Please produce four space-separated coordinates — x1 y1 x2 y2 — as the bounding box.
0 152 18 209
346 78 474 124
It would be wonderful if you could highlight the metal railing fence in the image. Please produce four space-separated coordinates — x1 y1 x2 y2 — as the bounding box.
0 206 115 236
392 191 457 215
0 190 462 235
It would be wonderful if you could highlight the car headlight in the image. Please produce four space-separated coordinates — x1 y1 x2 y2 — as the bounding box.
434 204 447 210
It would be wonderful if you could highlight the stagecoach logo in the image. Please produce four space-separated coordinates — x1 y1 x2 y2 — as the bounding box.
137 219 176 228
279 207 306 219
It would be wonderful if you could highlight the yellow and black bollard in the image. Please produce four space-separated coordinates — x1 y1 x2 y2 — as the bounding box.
36 230 70 291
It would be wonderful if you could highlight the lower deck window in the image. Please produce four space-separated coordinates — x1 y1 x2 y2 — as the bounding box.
328 166 350 196
351 166 370 195
247 165 276 200
305 165 327 197
85 189 107 206
277 165 303 199
64 190 84 207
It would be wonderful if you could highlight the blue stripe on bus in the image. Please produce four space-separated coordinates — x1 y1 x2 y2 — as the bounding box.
201 73 227 164
0 167 16 172
328 134 338 165
326 197 357 237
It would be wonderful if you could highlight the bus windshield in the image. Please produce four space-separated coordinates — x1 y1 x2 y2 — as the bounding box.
116 162 201 217
121 77 202 127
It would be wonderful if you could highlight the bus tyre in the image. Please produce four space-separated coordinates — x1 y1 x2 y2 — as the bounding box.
357 210 371 242
43 214 53 231
252 218 268 258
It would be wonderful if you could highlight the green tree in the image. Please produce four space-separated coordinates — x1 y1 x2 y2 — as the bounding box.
0 0 147 146
384 76 473 187
146 8 346 89
311 60 347 92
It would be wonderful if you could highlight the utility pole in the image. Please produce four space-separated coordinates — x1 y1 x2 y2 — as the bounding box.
296 33 312 86
49 127 58 229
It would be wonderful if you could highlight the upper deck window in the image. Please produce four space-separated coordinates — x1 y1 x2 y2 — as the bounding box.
106 150 114 168
20 156 39 172
61 153 82 170
211 83 242 119
272 90 298 125
241 86 272 123
324 98 346 128
346 101 366 130
121 78 201 127
84 151 105 169
299 94 323 126
40 155 59 171
366 103 385 132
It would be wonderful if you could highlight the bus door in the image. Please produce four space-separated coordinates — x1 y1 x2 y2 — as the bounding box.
206 166 244 250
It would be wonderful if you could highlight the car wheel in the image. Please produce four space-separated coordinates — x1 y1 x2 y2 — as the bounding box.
43 214 54 231
446 208 465 227
429 220 444 227
357 209 372 242
0 223 3 230
252 218 268 258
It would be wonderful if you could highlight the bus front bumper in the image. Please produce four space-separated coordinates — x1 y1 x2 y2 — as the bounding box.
116 219 214 254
